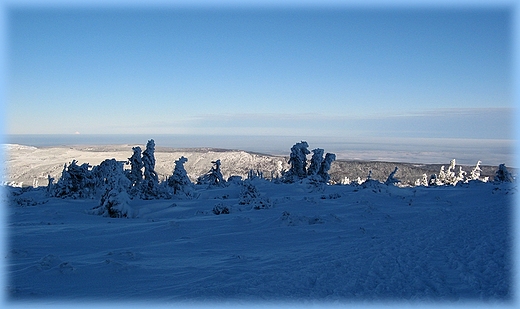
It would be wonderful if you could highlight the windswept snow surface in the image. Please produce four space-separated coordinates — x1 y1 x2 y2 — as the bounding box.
4 178 514 307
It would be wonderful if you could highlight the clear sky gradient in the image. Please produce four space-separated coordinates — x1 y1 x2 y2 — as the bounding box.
5 2 515 142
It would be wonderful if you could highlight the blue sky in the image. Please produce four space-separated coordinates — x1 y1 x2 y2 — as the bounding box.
5 2 515 142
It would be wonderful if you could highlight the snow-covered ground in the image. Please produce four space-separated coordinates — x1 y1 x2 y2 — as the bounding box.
4 176 514 307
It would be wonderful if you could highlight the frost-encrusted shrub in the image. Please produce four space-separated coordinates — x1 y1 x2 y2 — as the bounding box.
227 175 243 184
212 203 230 215
94 185 133 218
252 199 272 210
53 160 96 199
167 156 195 197
494 164 514 183
197 159 226 187
93 186 133 218
239 182 260 205
354 170 384 191
362 178 383 191
238 180 272 209
11 196 48 207
320 193 341 199
279 211 326 226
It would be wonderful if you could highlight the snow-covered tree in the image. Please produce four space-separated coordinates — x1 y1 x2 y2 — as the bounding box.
281 142 335 184
467 161 489 183
197 159 226 186
127 146 143 188
384 167 400 186
457 166 467 184
53 160 96 198
444 159 458 185
494 164 514 183
95 185 133 218
271 160 284 180
415 174 429 187
92 159 130 195
431 159 466 186
318 153 336 183
340 177 351 185
141 139 159 198
90 160 134 218
307 148 324 176
435 166 446 185
167 156 194 196
469 161 482 181
46 175 54 196
429 174 438 186
283 141 310 182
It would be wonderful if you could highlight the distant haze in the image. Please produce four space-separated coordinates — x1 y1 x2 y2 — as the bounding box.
5 134 513 166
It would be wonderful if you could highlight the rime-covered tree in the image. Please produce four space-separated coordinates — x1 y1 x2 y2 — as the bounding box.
469 161 482 181
272 160 284 180
53 160 96 198
307 148 324 176
282 141 310 182
494 164 514 183
318 152 336 183
430 159 471 186
141 139 159 197
415 174 428 186
46 175 54 196
197 159 225 186
468 161 488 182
444 159 458 185
435 166 446 185
92 159 130 194
167 156 194 196
90 160 134 218
384 167 400 186
366 170 373 181
457 166 467 184
127 146 143 188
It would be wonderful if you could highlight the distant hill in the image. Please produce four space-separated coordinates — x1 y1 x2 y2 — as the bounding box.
3 144 507 187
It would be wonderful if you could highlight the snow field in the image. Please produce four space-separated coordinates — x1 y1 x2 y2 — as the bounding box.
4 178 514 305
